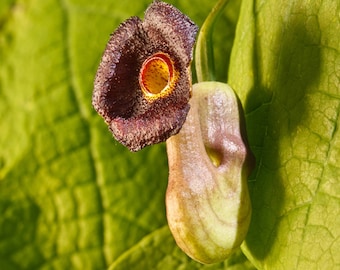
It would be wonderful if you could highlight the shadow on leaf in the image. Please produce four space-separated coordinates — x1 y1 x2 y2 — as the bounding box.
243 8 321 262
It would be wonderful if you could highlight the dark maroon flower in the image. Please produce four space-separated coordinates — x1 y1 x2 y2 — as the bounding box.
93 1 198 151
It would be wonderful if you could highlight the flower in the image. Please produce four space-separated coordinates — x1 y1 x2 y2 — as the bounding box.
92 1 198 151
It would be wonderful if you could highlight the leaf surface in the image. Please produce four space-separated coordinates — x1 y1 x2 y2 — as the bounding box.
229 0 340 269
0 0 168 268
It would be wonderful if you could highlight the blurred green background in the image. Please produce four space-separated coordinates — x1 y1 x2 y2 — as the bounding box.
0 0 339 269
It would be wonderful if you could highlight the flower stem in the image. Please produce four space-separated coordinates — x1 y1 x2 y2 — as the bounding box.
195 0 229 82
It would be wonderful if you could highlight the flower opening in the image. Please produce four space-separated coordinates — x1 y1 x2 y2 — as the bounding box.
139 52 177 99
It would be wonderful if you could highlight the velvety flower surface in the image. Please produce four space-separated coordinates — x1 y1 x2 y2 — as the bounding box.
93 1 198 151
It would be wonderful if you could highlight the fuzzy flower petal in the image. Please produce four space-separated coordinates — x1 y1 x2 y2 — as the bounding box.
93 1 198 151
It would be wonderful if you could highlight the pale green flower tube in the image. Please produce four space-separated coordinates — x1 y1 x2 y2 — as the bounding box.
166 82 253 264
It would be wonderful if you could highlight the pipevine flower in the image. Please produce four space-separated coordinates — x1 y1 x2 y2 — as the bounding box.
93 0 254 265
93 1 198 151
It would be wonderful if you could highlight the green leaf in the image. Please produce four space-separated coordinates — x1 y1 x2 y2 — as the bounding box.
109 226 256 270
229 0 340 269
0 0 168 269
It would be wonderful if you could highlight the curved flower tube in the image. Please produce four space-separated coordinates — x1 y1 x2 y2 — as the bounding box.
93 1 198 151
166 82 254 264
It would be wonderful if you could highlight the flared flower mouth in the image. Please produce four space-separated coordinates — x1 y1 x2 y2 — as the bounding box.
139 52 178 99
92 1 198 151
